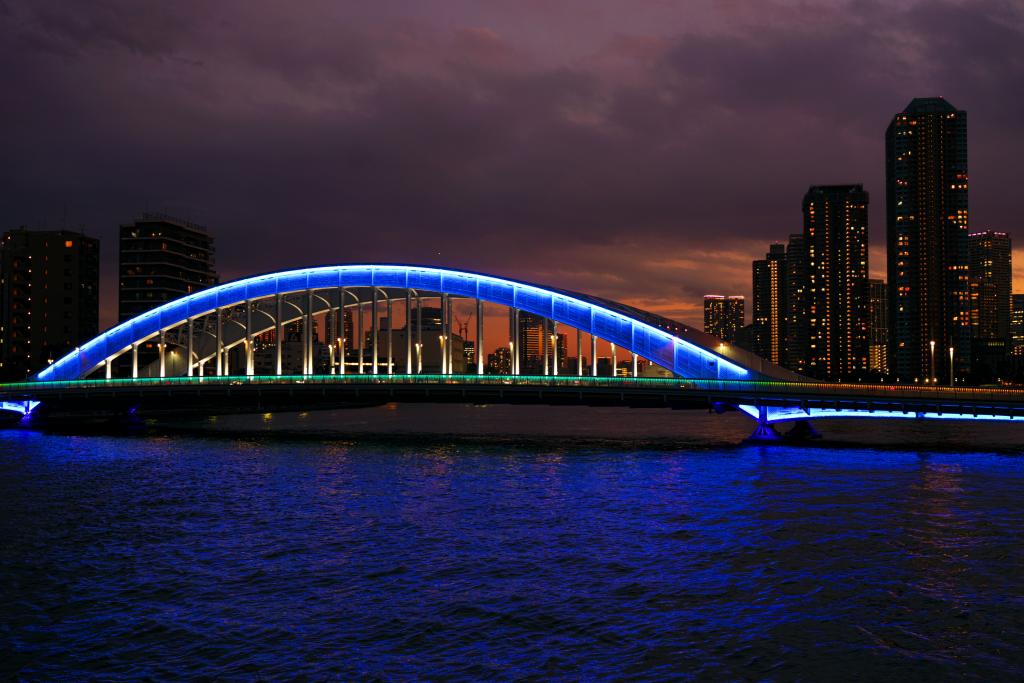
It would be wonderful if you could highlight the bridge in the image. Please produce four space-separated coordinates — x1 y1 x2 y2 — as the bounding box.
5 264 1024 440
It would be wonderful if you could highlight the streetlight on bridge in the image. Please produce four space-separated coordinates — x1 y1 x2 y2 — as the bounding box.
929 340 936 383
949 346 955 386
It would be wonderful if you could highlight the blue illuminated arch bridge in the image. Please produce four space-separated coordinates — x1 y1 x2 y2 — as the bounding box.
5 263 1024 439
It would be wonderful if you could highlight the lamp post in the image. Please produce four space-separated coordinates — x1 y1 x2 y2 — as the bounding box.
949 346 954 386
929 340 936 383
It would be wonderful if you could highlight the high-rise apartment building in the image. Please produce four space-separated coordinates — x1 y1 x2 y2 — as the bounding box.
802 185 870 379
0 229 99 380
886 97 970 382
703 295 744 342
869 279 889 374
752 244 787 363
119 213 218 322
968 230 1011 341
784 233 808 374
1010 294 1024 358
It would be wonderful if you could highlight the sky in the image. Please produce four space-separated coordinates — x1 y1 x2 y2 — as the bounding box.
2 0 1023 330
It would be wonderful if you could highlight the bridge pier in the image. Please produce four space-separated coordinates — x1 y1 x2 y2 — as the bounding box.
742 405 781 444
784 419 822 442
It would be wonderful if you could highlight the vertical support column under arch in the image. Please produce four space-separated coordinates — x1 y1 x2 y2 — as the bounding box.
552 321 559 376
476 298 484 375
405 292 412 374
187 317 194 377
439 293 447 375
105 358 112 379
611 343 617 377
513 308 521 376
275 294 283 376
632 352 637 378
577 329 583 376
304 290 314 376
339 287 347 376
372 288 379 375
132 342 139 379
246 299 254 376
448 295 455 374
216 308 223 377
416 293 423 373
591 333 597 377
358 294 364 374
386 294 393 375
159 329 166 378
543 318 549 376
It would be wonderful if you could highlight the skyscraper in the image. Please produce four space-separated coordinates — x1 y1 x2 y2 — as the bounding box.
869 279 889 375
0 229 100 380
1011 294 1024 358
784 233 808 374
802 185 870 379
119 213 218 322
515 311 546 373
968 230 1011 341
703 295 744 342
886 97 970 382
752 244 787 363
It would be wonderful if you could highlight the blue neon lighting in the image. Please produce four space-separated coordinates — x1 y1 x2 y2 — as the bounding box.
0 400 40 416
35 265 751 382
737 404 1024 424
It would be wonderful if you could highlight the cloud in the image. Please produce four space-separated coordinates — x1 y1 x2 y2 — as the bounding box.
0 0 1022 330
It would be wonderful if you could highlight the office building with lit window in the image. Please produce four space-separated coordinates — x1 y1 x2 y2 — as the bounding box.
119 213 218 322
886 97 970 382
784 233 808 374
0 228 99 380
703 295 744 342
752 244 787 364
968 230 1011 341
802 185 870 379
869 279 889 374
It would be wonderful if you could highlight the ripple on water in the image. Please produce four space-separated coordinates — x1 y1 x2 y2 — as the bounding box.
2 419 1024 680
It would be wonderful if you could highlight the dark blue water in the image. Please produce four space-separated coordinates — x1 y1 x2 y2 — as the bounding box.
3 406 1024 680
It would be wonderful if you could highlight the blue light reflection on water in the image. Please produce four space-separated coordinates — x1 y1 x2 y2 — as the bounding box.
2 414 1024 680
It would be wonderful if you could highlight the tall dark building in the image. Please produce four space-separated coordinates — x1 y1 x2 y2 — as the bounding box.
802 185 870 379
0 229 99 380
119 213 217 322
1011 294 1024 359
784 233 808 374
703 295 744 342
752 243 787 364
968 230 1011 341
869 279 889 374
886 97 970 382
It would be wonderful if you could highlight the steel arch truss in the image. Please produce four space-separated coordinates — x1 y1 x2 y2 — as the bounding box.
35 265 753 382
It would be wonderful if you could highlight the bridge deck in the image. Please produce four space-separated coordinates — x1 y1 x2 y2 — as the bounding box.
5 375 1024 423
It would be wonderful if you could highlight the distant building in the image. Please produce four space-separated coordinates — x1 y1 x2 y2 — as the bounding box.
886 97 970 382
869 279 889 374
514 311 561 374
784 233 808 373
968 230 1011 341
463 340 476 370
752 243 787 363
703 295 744 342
119 213 217 322
0 229 100 380
802 185 870 379
1011 294 1024 358
486 346 512 375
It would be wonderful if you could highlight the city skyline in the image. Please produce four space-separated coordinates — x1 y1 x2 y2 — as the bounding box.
2 1 1023 330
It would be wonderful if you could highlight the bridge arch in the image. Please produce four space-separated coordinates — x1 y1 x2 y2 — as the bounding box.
35 264 785 382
